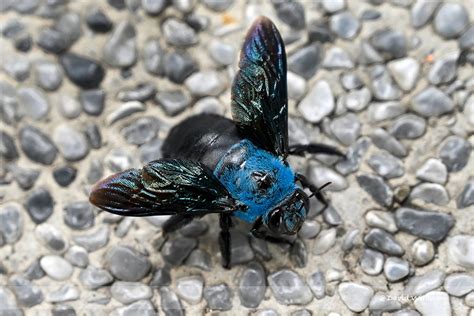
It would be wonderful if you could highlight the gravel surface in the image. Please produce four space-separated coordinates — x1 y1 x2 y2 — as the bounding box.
0 0 473 315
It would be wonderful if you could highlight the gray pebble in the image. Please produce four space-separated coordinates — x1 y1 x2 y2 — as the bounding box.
0 203 23 244
384 257 410 282
288 44 321 80
209 40 235 66
358 40 384 64
79 89 106 116
274 1 305 30
411 86 454 117
428 52 458 85
389 114 426 140
18 87 49 120
176 275 204 305
438 135 471 172
84 123 102 149
370 65 402 101
155 90 191 116
323 205 343 226
79 266 114 289
370 28 407 60
368 101 406 123
111 281 152 304
37 27 68 54
63 201 95 230
360 248 384 275
111 300 156 316
298 220 321 239
46 284 79 303
103 21 137 67
40 255 73 281
24 260 45 280
58 94 81 119
338 282 374 313
416 158 447 184
179 220 208 238
9 275 43 307
161 237 197 266
411 239 434 266
3 55 30 81
163 18 198 47
459 25 474 49
238 261 265 308
122 117 160 145
229 231 254 266
55 12 81 45
86 158 103 184
164 50 197 84
118 83 156 103
204 283 233 311
193 97 224 115
308 270 325 299
86 7 113 33
433 3 469 39
330 113 360 145
115 217 134 238
322 47 354 69
342 87 371 112
106 101 145 125
60 53 105 89
8 165 40 190
0 130 18 160
106 246 151 281
364 228 404 256
53 124 89 161
447 235 474 269
34 60 63 91
64 245 89 268
143 37 165 76
149 267 171 287
411 0 439 28
250 236 272 261
290 239 308 268
299 80 334 123
404 270 445 296
329 11 360 40
415 292 451 315
395 207 454 242
365 210 397 233
368 292 402 314
457 178 474 208
268 269 312 305
105 148 133 172
368 151 404 179
160 287 184 316
35 223 67 253
357 174 393 207
139 138 162 164
72 226 109 252
185 71 226 97
444 273 474 297
25 188 54 224
340 71 363 90
309 166 347 192
322 0 345 13
141 0 167 15
387 57 420 91
201 0 233 11
335 137 371 175
255 309 279 316
370 128 407 158
409 182 450 206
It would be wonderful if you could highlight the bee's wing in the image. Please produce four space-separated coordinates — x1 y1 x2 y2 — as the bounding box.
231 16 288 158
89 159 242 217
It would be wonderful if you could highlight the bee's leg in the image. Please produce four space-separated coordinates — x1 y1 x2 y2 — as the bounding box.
289 143 344 157
219 214 233 269
250 217 293 245
295 173 330 209
162 214 194 236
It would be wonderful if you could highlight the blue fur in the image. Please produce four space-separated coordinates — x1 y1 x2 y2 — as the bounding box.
214 139 297 223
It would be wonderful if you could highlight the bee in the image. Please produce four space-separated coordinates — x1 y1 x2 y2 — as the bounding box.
89 16 343 268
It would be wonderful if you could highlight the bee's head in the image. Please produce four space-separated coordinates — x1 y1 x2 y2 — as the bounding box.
265 189 309 235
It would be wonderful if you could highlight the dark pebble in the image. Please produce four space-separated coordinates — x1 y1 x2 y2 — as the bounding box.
79 89 105 116
106 245 151 281
360 9 381 20
364 228 404 256
395 207 454 242
150 267 171 288
19 126 57 165
118 82 156 102
14 33 32 52
9 275 44 307
204 284 233 311
290 239 308 268
238 261 265 308
60 53 105 89
357 174 393 206
8 165 40 191
37 28 68 54
457 178 474 209
438 135 471 172
0 130 18 160
370 28 407 60
161 237 197 266
63 201 95 230
24 260 45 280
179 220 208 238
86 8 113 33
160 287 184 316
288 44 321 80
25 188 54 224
52 166 76 187
84 122 102 149
164 50 197 84
307 20 335 43
108 0 126 10
52 305 76 316
273 1 306 30
2 20 25 38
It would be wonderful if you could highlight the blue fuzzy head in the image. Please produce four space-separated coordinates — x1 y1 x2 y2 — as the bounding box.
214 139 306 231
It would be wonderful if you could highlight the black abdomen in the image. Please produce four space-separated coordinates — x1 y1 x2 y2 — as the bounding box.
162 114 242 170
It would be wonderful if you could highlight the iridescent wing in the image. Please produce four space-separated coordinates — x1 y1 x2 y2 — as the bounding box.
231 16 288 158
89 159 243 216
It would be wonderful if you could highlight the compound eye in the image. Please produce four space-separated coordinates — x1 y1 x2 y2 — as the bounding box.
268 208 287 234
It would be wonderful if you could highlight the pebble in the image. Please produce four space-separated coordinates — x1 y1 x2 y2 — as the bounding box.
404 270 446 296
411 0 439 28
108 0 126 10
111 300 156 316
202 0 233 11
448 235 474 269
323 205 343 226
164 50 197 84
0 287 19 314
79 89 106 116
238 262 265 308
163 18 198 47
438 135 471 172
288 44 321 80
9 275 44 307
387 57 420 91
444 273 474 297
368 152 404 179
160 287 184 316
255 310 279 316
86 8 113 33
36 28 69 54
290 239 308 268
179 220 208 238
0 131 18 160
58 94 81 119
395 207 454 242
329 11 360 40
55 12 81 45
0 203 23 244
63 202 94 230
389 114 426 140
34 60 63 91
4 56 30 82
307 20 335 43
459 25 474 49
155 90 190 116
40 255 73 281
25 188 54 224
249 237 272 262
106 246 151 281
121 117 160 145
457 178 474 209
228 231 254 265
411 86 454 117
53 124 89 161
115 217 133 238
360 9 381 20
338 282 374 313
409 183 450 206
322 0 345 13
370 65 402 101
105 148 133 172
359 41 384 65
364 228 404 256
370 28 407 60
298 80 334 123
308 270 326 299
309 166 348 192
8 165 40 190
335 137 370 175
414 291 451 316
161 237 197 266
268 269 312 305
369 292 402 314
416 158 447 184
110 281 152 304
24 260 45 280
428 52 458 85
35 223 68 253
150 267 171 288
274 1 305 30
342 87 371 112
204 283 233 311
371 129 407 158
360 248 384 275
411 239 435 266
65 245 89 268
73 226 109 252
384 257 410 282
185 71 226 97
433 3 469 39
209 40 235 66
106 101 145 125
298 221 321 239
357 174 393 207
118 83 156 102
60 53 105 89
143 37 165 76
322 47 354 69
18 87 49 120
142 0 167 15
53 166 77 187
46 284 79 303
79 266 114 289
176 275 204 304
330 113 361 145
139 138 162 163
340 72 363 90
103 21 137 67
365 210 397 233
368 101 406 123
466 292 474 307
87 158 103 183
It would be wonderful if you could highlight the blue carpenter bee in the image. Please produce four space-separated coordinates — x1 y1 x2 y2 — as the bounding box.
89 17 343 268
